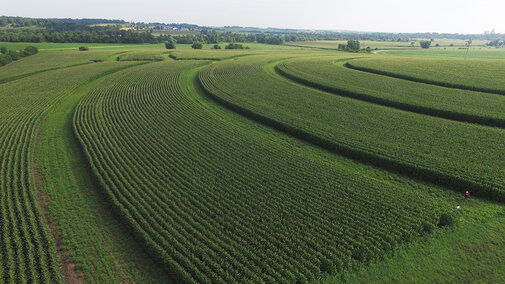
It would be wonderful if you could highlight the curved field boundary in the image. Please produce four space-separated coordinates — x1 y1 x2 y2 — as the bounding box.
345 61 505 96
197 68 503 203
0 61 148 284
106 51 128 62
34 61 168 283
0 61 95 85
275 62 505 129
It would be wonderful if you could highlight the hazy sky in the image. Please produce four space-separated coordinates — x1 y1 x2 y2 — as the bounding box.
4 0 504 33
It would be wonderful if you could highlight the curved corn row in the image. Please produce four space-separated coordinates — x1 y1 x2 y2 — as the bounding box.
0 112 60 284
346 57 505 95
276 57 505 128
0 61 137 283
74 60 454 282
198 55 505 202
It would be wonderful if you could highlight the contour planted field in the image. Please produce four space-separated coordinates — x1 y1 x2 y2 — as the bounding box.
0 50 114 83
199 55 505 201
73 60 458 282
347 56 505 94
384 47 505 60
276 56 505 127
2 40 505 283
0 61 137 283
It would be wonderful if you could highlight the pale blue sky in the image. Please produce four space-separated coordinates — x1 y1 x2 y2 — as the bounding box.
3 0 503 33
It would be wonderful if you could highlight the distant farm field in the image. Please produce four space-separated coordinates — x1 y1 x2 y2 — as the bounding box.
347 56 505 93
1 42 505 283
384 46 505 59
285 39 489 50
0 41 298 51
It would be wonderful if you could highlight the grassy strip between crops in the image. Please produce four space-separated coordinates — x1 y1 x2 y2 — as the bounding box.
274 57 505 128
34 62 168 283
336 208 505 283
105 51 127 62
72 59 476 282
0 60 148 283
198 55 505 203
345 59 505 95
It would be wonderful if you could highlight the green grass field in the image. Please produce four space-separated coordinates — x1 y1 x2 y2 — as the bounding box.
1 41 505 282
335 198 505 283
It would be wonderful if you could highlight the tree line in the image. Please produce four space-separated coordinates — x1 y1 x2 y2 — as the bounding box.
165 31 286 45
487 39 505 47
0 16 125 28
337 40 371 53
0 29 156 44
2 16 504 46
0 45 38 66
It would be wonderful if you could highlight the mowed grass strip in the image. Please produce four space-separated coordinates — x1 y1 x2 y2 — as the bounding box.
34 63 168 283
198 55 505 202
338 212 505 283
346 56 505 95
276 56 505 128
0 61 137 283
73 60 457 282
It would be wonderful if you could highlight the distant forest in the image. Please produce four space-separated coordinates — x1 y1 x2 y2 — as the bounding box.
0 16 503 45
